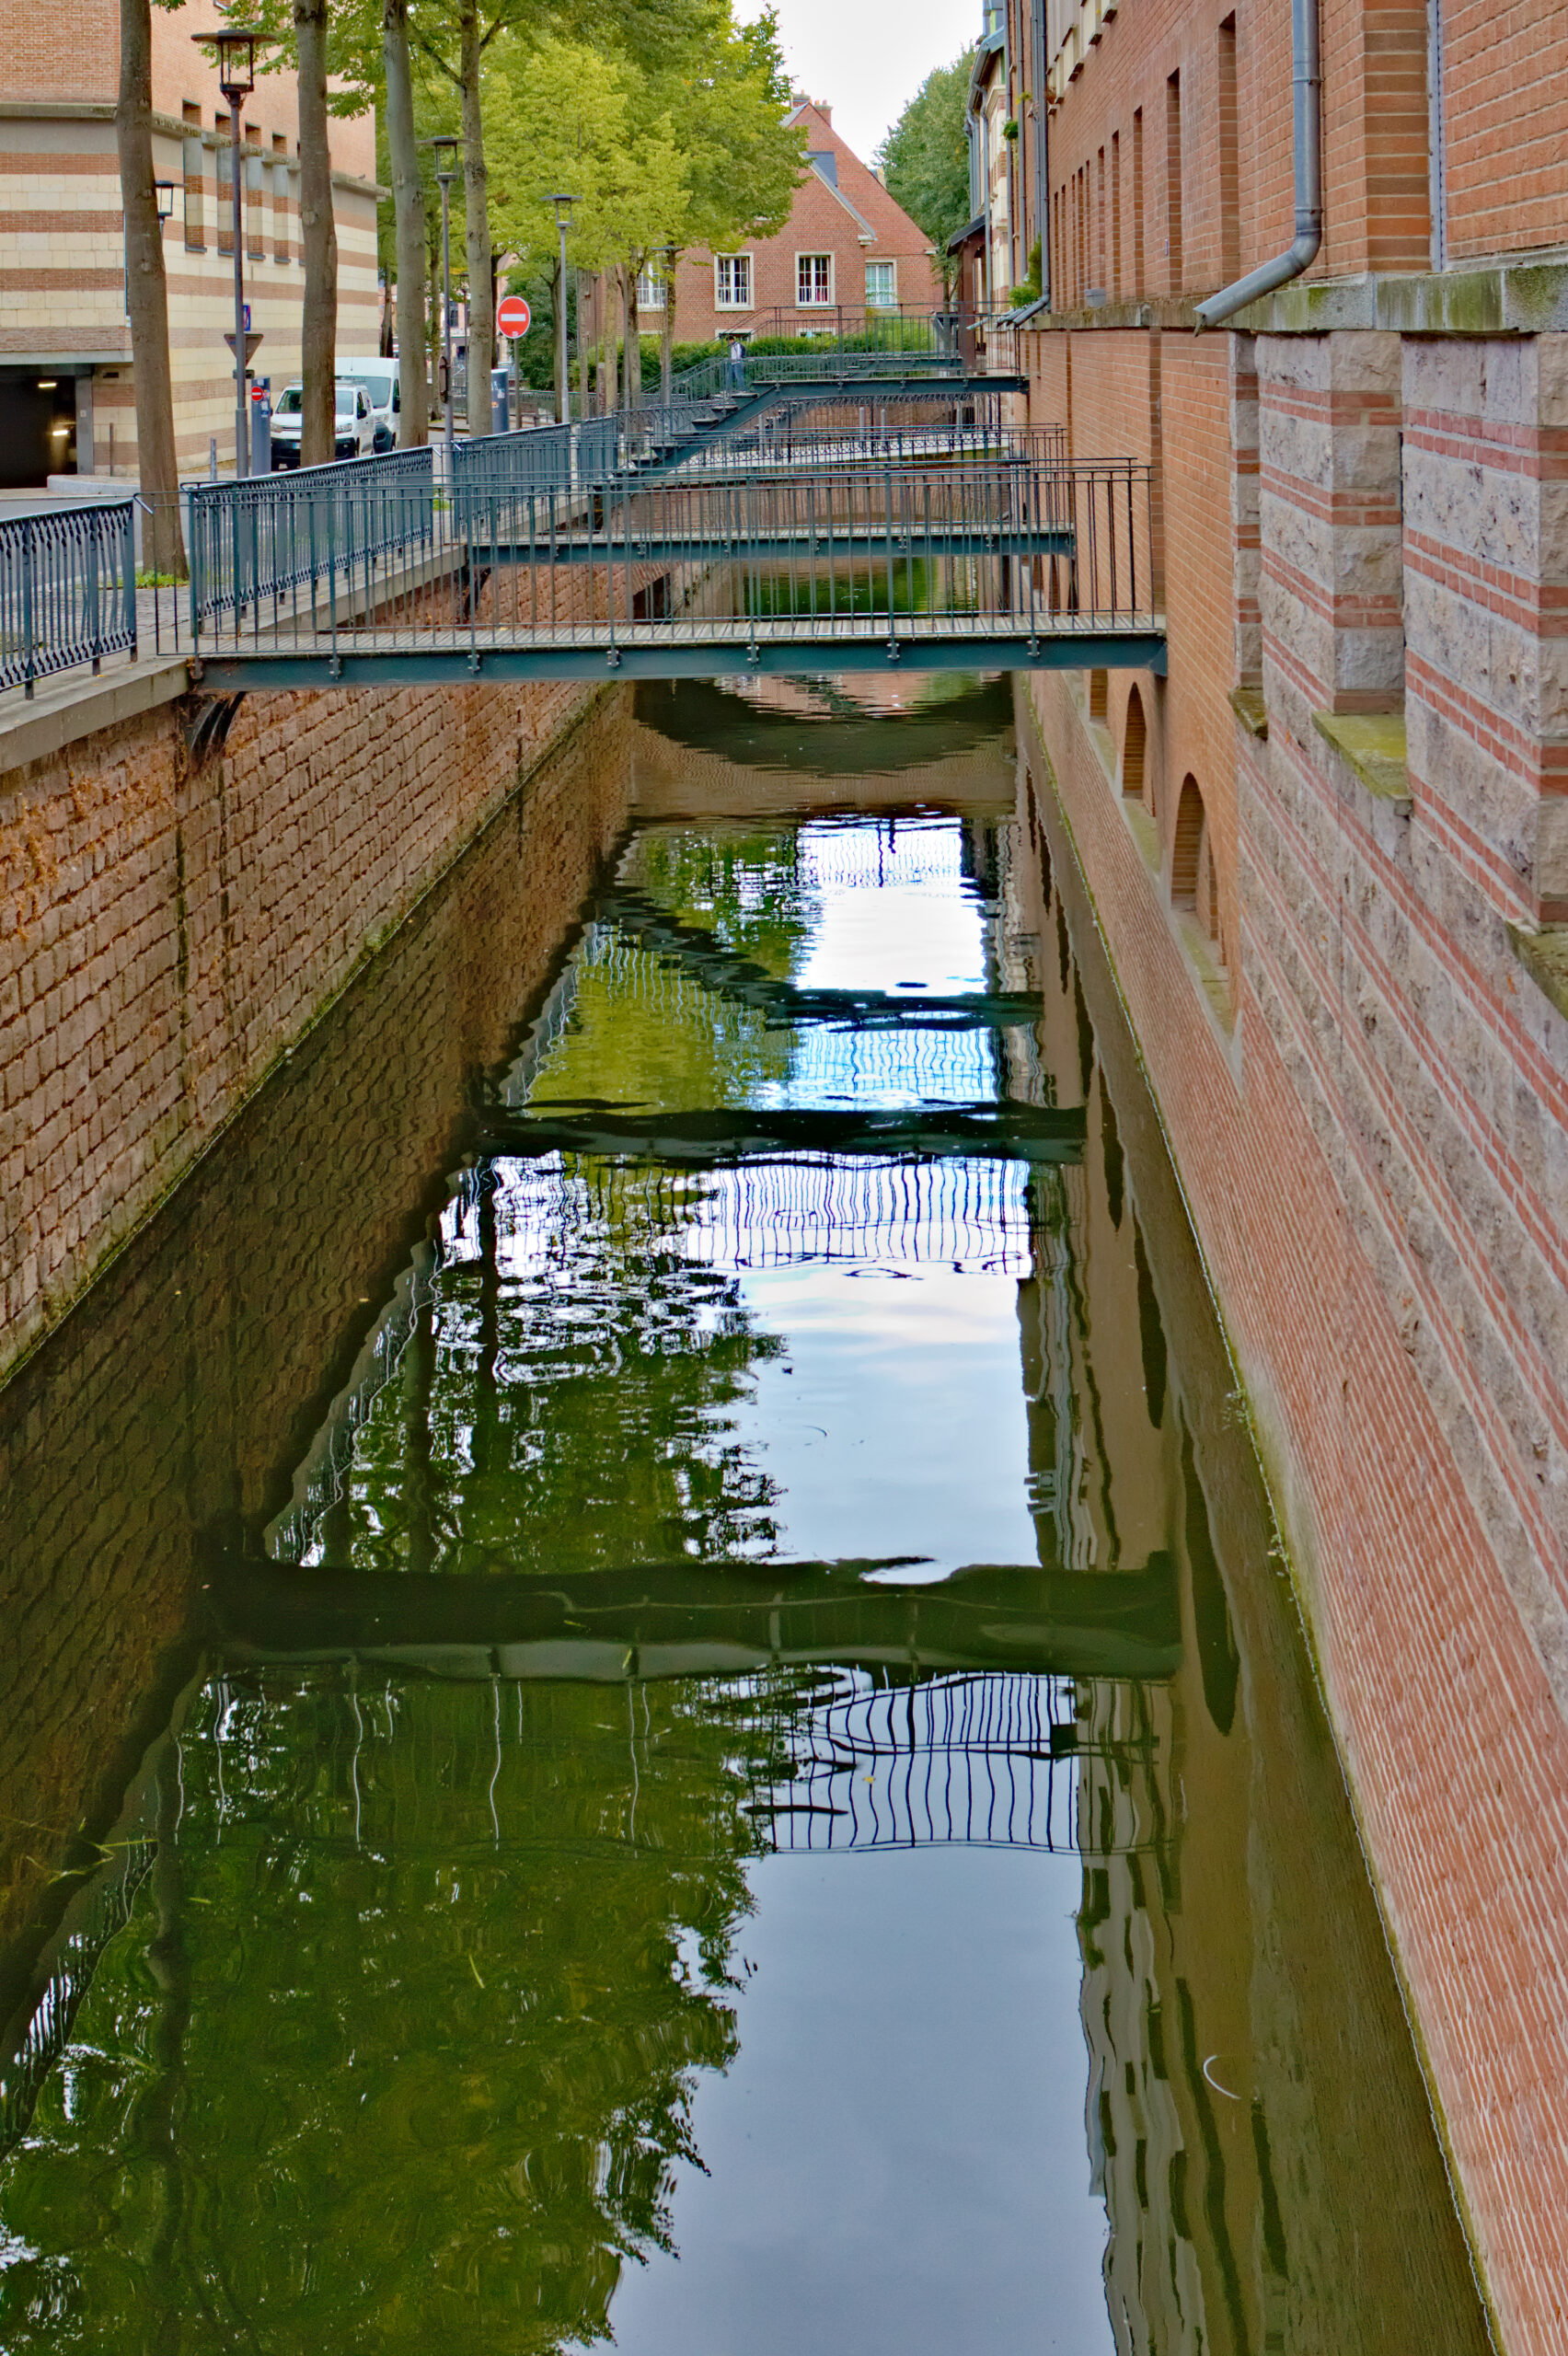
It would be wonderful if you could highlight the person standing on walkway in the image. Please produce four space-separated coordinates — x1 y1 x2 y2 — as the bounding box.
728 336 745 390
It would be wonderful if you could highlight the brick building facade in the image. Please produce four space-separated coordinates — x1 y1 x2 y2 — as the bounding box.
0 0 381 484
980 0 1568 2338
654 97 943 349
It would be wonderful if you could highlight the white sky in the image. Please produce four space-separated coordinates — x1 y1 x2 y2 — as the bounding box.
738 0 977 167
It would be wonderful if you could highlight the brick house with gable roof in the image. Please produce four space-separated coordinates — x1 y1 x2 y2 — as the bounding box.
662 95 943 346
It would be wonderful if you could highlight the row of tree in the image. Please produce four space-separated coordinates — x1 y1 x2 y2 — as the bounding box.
114 0 806 559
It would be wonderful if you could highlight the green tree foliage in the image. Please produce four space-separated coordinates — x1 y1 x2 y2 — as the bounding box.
877 53 974 270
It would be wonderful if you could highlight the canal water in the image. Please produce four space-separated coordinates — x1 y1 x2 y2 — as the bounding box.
0 678 1490 2353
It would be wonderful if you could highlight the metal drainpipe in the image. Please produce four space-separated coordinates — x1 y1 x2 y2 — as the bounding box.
1193 0 1320 327
1032 0 1051 306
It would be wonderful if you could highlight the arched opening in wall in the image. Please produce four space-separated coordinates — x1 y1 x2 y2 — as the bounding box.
1088 667 1108 721
1171 774 1205 907
1122 687 1147 799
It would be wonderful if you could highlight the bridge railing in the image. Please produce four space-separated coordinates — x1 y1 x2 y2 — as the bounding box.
186 451 1156 663
187 446 434 639
0 499 136 699
676 419 1071 477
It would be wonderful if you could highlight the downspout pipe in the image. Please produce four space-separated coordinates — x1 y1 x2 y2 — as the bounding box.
1194 0 1320 327
1032 0 1050 307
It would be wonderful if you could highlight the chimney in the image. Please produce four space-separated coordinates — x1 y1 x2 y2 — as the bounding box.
814 101 831 124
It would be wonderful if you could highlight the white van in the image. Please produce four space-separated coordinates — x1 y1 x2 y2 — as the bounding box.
336 356 399 451
269 381 378 468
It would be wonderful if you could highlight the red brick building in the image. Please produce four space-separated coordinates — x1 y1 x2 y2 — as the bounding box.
980 0 1568 2345
665 96 943 345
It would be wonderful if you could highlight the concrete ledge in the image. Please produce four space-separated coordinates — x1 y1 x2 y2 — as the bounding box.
1507 924 1568 1023
1311 710 1411 808
0 656 191 779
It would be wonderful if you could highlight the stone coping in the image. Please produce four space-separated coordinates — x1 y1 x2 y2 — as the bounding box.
1009 257 1568 338
1311 710 1411 806
1507 925 1568 1024
0 655 190 779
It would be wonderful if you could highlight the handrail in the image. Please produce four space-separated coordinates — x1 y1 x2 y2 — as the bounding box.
186 451 1156 664
0 499 136 699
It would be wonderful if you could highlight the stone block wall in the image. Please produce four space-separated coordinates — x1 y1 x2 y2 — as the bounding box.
0 670 615 1380
1017 324 1568 2356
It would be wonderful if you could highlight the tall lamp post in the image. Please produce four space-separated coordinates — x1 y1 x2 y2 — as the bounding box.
194 24 267 478
420 136 458 472
548 193 577 425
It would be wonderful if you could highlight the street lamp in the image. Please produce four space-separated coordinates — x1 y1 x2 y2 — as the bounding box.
420 136 459 471
155 179 176 227
193 23 269 478
547 193 577 425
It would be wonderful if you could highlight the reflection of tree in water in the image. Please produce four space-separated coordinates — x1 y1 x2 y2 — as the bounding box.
0 1665 781 2353
314 1166 786 1577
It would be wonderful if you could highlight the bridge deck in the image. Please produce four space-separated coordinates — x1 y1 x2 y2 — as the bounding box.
475 525 1078 567
193 611 1168 687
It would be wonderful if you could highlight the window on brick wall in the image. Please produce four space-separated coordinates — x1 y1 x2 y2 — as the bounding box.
1111 131 1122 298
182 127 205 250
715 253 753 308
246 149 265 260
865 260 896 306
797 252 833 306
1165 72 1183 292
1132 108 1144 294
636 268 666 309
1217 16 1239 284
271 137 289 264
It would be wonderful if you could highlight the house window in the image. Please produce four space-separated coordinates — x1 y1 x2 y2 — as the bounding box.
182 131 205 250
635 268 666 310
797 252 833 306
865 260 896 307
715 253 753 308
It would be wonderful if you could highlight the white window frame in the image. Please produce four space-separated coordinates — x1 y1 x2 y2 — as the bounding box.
796 250 834 306
865 259 897 307
714 252 754 310
635 267 666 310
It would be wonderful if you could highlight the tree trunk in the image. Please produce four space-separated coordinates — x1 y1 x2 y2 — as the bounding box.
622 267 641 410
115 0 185 573
661 260 676 403
457 0 492 439
294 0 338 468
383 0 428 445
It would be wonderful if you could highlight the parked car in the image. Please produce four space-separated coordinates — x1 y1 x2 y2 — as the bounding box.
269 382 377 468
336 357 399 451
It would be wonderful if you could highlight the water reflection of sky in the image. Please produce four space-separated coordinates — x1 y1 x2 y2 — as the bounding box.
610 1845 1114 2356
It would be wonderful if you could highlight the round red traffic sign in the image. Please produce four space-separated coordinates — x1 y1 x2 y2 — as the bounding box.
496 294 532 338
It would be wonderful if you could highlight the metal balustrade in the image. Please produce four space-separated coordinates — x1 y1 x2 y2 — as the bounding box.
0 500 136 698
186 446 434 640
186 450 1160 685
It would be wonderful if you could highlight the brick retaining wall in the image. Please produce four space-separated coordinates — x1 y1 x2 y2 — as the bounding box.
0 671 619 1380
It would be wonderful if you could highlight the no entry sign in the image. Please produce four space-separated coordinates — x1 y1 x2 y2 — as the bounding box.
496 294 532 338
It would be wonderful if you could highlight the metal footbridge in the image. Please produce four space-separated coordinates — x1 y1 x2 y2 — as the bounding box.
182 359 1164 688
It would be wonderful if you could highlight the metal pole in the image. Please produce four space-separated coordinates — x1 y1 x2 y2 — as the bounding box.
439 171 455 471
557 212 570 424
232 96 248 477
